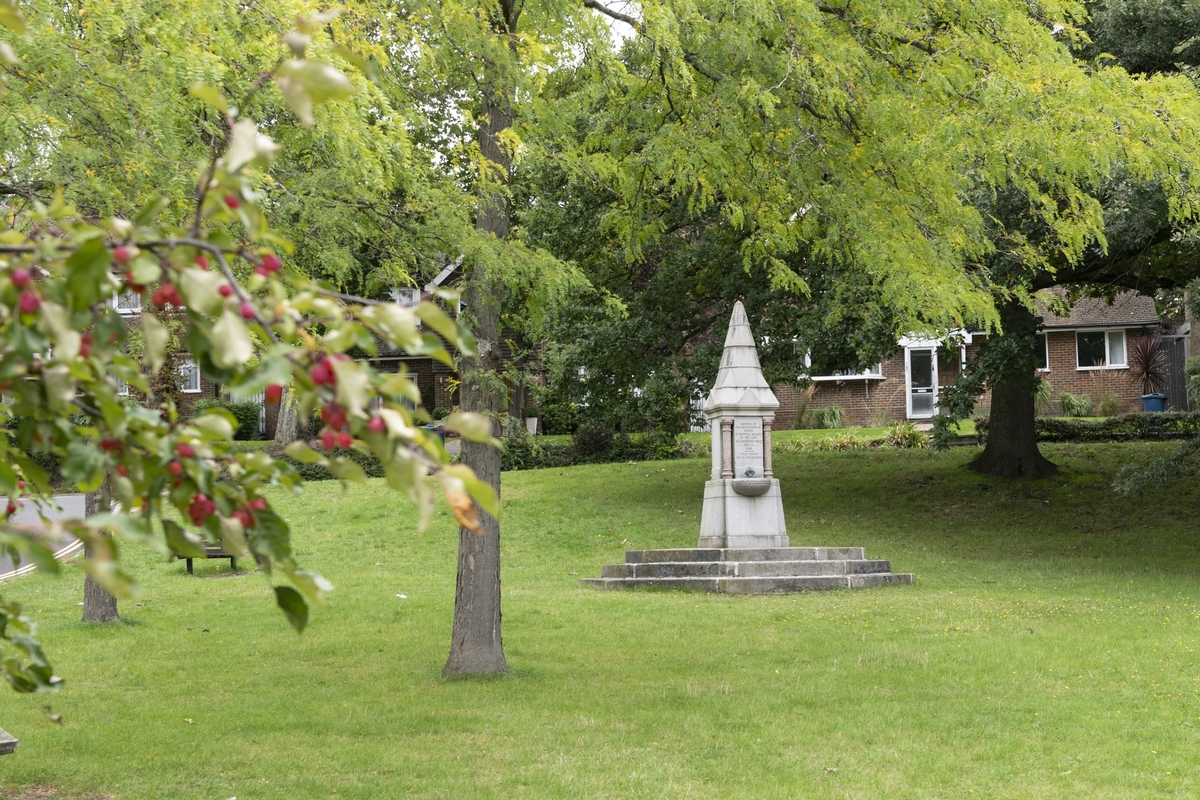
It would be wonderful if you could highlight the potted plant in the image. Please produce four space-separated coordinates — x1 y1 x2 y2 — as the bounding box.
1129 336 1168 411
523 405 540 435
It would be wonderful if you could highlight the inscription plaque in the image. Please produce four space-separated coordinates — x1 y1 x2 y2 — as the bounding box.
733 418 764 478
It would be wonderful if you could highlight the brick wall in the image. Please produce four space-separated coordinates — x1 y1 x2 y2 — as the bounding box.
1038 328 1149 415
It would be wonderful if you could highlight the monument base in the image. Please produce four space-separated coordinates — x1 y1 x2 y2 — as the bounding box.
581 547 915 593
697 478 788 549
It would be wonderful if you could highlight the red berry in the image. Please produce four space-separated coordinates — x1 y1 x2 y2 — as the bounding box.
219 283 234 298
80 332 93 358
240 301 255 320
99 437 121 453
321 403 346 431
233 509 254 528
194 254 210 270
5 502 15 516
224 195 240 209
321 430 336 451
18 290 40 314
368 416 386 433
113 246 132 264
175 442 195 459
10 268 30 288
261 253 282 273
116 465 128 477
17 480 25 491
264 384 283 404
254 266 270 278
311 358 336 386
168 461 183 476
249 498 267 511
338 432 353 449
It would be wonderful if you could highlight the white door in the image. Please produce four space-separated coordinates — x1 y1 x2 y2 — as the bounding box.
906 348 938 419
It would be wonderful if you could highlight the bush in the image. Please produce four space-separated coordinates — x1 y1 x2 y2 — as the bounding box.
192 397 262 440
1034 378 1054 415
884 421 928 449
1095 393 1123 417
431 407 450 420
1185 357 1200 407
808 405 846 430
539 399 580 435
276 446 384 481
1059 392 1094 417
572 425 616 462
523 405 540 419
976 412 1200 443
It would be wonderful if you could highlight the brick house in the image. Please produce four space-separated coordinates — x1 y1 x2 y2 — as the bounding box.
770 290 1167 429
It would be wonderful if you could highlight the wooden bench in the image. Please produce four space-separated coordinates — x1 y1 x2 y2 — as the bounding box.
0 726 17 755
181 545 238 575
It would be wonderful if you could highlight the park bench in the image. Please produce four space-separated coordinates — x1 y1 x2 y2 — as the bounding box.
0 727 17 755
179 544 238 575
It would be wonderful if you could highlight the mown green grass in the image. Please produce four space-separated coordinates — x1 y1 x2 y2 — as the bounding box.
1 442 1198 798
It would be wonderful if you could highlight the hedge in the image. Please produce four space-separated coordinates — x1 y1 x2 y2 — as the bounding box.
975 412 1200 444
192 398 263 441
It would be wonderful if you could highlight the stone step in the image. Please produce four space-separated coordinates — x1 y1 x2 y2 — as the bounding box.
601 559 893 579
624 547 865 564
580 572 914 594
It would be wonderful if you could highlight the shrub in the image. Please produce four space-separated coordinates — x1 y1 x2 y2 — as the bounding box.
539 400 579 435
809 405 846 430
431 407 450 420
1059 392 1094 417
523 405 540 419
501 427 548 471
1034 378 1054 415
976 412 1200 443
572 425 616 462
1185 356 1200 407
1095 393 1123 417
884 421 928 449
192 397 262 440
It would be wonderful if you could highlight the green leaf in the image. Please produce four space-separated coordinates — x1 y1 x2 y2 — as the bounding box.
328 456 368 485
141 312 168 374
63 238 111 312
162 519 206 559
415 301 460 347
188 82 229 114
225 120 279 173
190 409 236 441
274 586 308 633
330 358 371 416
208 306 254 369
83 513 154 543
287 569 333 604
284 441 325 464
444 412 496 444
278 60 357 103
442 464 500 519
0 2 26 34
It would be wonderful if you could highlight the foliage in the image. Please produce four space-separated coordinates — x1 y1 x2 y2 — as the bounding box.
1059 392 1095 417
1128 336 1168 395
884 421 928 449
431 407 450 421
1186 356 1200 407
808 406 846 430
1034 378 1055 415
0 17 498 697
192 398 262 441
1095 393 1123 417
571 425 619 463
977 412 1200 443
523 405 540 419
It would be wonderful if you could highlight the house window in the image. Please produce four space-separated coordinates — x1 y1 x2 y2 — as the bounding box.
390 287 419 308
1035 334 1048 371
111 291 142 316
178 358 200 393
1076 330 1126 369
112 375 129 396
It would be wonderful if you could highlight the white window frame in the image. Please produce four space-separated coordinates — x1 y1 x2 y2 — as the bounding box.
390 286 419 308
178 357 201 393
110 291 142 316
801 352 885 382
1075 329 1127 370
113 375 129 397
1035 333 1050 372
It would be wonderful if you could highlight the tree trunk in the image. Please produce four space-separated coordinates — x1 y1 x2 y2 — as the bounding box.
82 486 119 623
444 25 518 675
968 300 1057 478
273 387 303 447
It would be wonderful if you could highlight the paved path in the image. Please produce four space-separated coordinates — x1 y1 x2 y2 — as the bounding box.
0 493 86 580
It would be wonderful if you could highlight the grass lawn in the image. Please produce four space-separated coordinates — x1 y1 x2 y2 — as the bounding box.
1 441 1198 798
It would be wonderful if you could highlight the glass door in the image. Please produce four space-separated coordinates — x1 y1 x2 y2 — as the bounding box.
907 348 938 418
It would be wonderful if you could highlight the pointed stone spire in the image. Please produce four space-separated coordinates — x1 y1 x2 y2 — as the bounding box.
703 301 779 414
